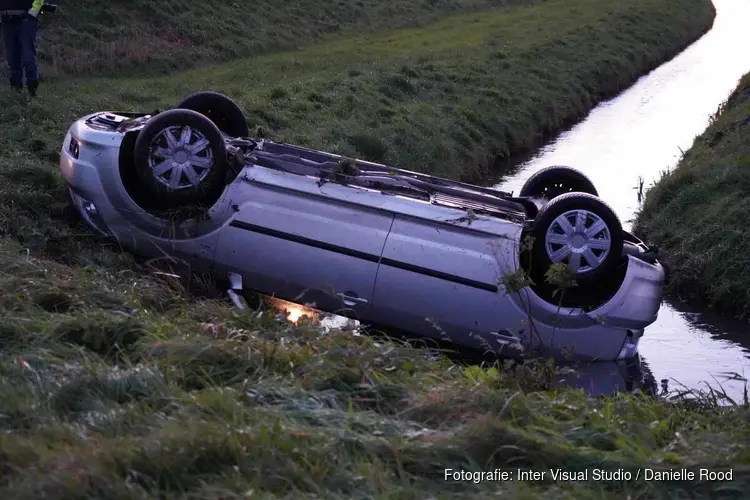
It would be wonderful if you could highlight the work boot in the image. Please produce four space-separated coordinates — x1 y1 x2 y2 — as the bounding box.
11 82 22 92
28 82 38 97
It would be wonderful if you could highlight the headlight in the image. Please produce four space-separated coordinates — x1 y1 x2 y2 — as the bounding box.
69 189 112 237
617 332 640 360
81 200 110 235
68 136 80 159
82 200 97 216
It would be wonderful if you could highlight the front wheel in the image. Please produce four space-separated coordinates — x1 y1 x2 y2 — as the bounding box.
530 192 623 285
133 108 229 207
175 91 249 138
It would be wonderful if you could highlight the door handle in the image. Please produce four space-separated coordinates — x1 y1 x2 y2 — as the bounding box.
336 293 368 306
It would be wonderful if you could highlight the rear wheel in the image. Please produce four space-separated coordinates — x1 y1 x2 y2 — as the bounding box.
520 165 598 199
175 91 249 137
530 192 623 285
133 108 229 207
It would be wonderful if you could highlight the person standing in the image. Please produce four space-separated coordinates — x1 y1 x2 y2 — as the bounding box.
0 0 44 96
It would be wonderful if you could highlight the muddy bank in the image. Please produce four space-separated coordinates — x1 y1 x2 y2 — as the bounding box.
635 72 750 319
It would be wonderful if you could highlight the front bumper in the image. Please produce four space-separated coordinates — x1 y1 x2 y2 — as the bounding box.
59 118 127 236
67 187 112 236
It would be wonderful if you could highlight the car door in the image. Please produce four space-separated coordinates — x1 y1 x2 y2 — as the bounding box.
213 177 393 321
371 214 523 350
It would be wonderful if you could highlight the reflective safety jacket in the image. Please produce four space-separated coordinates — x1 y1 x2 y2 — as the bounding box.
0 0 45 17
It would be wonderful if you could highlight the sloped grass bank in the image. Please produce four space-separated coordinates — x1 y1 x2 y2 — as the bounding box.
635 73 750 319
2 0 538 79
3 0 717 189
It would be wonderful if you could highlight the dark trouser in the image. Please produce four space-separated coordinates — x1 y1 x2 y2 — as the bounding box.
1 14 38 88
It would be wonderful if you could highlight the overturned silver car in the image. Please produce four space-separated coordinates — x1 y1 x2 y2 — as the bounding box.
59 91 665 362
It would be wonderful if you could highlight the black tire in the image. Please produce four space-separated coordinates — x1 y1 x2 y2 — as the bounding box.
174 91 249 137
133 108 229 207
530 192 623 285
519 165 598 199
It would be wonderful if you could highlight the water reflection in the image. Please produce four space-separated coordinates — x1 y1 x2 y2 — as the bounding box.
434 344 659 398
552 358 658 397
486 0 750 401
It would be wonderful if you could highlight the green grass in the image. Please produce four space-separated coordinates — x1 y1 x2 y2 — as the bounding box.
634 72 750 320
2 0 748 497
7 0 539 79
3 0 717 187
0 231 749 499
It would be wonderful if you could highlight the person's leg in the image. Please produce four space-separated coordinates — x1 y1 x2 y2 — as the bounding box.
19 15 39 95
2 16 24 90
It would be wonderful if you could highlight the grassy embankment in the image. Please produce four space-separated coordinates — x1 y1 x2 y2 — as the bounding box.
635 73 750 320
26 0 539 79
2 0 746 498
2 0 718 184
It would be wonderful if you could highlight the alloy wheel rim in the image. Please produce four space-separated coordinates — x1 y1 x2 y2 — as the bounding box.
544 209 612 273
148 125 213 190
